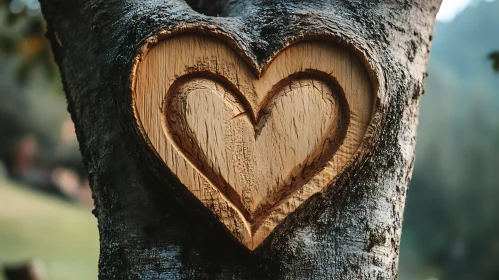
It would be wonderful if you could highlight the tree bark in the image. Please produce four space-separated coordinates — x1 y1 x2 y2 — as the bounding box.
39 0 441 279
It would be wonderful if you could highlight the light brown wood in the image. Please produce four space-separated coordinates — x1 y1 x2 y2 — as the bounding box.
133 34 375 250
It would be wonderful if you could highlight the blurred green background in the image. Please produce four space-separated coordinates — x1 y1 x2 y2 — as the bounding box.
0 0 498 279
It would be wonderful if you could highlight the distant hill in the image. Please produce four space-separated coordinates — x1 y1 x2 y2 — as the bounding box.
430 0 499 84
400 1 499 279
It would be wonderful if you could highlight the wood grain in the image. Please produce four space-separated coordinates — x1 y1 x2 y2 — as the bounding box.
133 34 375 250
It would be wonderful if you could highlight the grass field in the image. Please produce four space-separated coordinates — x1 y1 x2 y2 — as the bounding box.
0 179 99 280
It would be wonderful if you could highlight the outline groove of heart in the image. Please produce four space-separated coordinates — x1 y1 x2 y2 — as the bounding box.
132 30 379 250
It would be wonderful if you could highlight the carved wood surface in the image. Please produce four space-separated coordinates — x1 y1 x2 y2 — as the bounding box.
133 34 376 249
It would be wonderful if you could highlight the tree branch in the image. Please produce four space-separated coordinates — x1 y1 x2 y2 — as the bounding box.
490 51 499 72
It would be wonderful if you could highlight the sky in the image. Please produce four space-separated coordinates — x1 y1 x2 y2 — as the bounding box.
437 0 495 22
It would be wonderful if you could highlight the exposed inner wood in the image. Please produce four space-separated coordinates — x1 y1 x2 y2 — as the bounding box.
133 34 375 250
166 76 347 223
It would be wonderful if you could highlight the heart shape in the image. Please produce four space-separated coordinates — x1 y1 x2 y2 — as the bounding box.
133 34 375 250
166 75 347 222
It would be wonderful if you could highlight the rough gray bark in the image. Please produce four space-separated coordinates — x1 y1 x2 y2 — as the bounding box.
39 0 441 279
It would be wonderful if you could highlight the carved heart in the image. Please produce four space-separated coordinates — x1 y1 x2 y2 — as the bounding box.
133 34 375 250
166 76 346 220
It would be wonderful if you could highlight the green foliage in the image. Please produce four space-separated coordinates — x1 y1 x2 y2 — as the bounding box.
489 51 499 72
0 1 68 167
0 1 57 84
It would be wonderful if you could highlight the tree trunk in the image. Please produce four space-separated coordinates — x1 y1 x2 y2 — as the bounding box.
39 0 441 279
